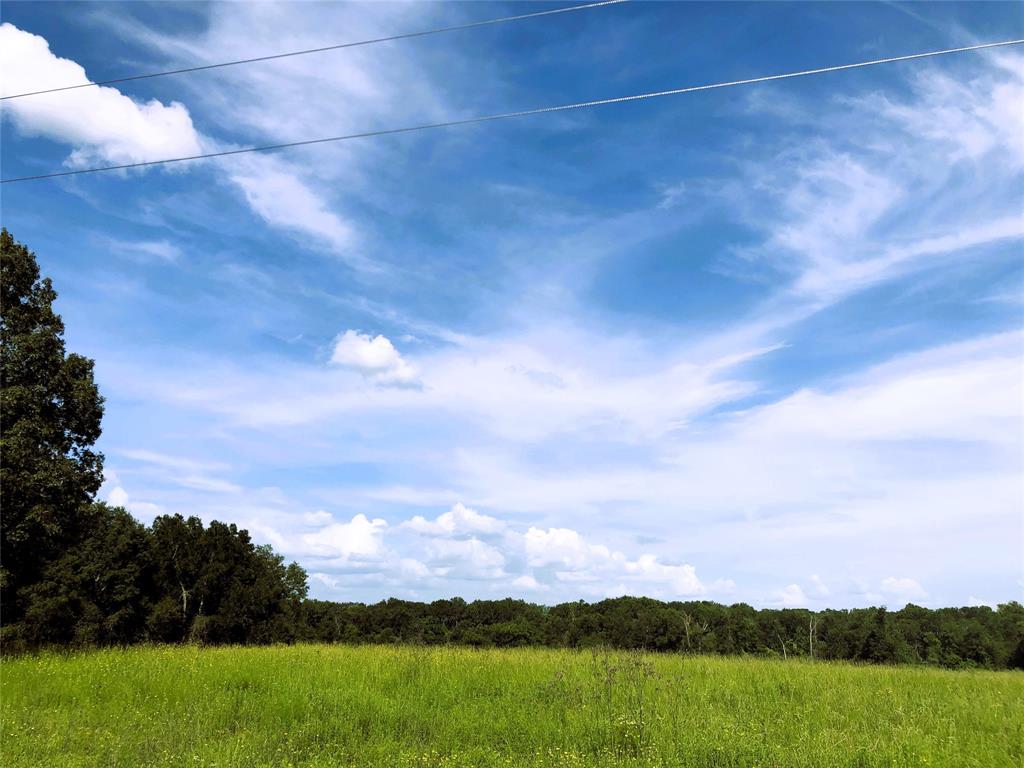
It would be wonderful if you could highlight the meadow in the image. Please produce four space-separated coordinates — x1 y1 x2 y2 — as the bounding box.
1 644 1021 768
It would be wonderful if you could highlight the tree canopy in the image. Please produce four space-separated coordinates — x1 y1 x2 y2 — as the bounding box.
0 228 306 651
1 228 105 624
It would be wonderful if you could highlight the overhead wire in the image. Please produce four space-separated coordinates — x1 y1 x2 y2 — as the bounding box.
3 38 1021 184
0 0 628 101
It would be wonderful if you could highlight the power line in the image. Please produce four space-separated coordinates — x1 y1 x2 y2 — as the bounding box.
0 0 628 101
3 38 1021 185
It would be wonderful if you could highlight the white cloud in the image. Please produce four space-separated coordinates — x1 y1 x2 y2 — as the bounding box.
870 54 1024 169
175 475 242 494
303 510 333 526
108 239 183 263
404 503 505 537
776 153 903 295
773 584 807 607
0 23 203 167
525 526 610 570
738 52 1024 302
810 574 830 597
624 555 704 596
103 485 163 521
733 332 1022 445
399 558 432 578
0 21 377 269
82 2 449 266
238 501 724 601
331 330 420 387
522 526 709 598
227 154 366 268
512 574 546 591
118 449 230 474
107 486 129 507
449 330 1022 516
300 513 387 561
115 449 239 494
310 572 341 590
880 577 928 603
424 537 506 580
108 314 1021 606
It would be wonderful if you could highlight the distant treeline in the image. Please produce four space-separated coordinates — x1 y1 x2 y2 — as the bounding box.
2 227 1023 668
298 597 1024 670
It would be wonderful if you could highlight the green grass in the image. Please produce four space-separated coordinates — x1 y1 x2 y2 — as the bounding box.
1 645 1021 767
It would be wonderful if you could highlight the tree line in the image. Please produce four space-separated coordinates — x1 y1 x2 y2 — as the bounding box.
299 596 1024 669
2 228 1022 668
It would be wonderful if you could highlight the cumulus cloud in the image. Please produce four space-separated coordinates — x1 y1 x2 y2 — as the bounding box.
424 537 506 580
300 513 387 562
512 574 546 591
773 584 808 607
624 555 704 596
238 501 725 601
0 22 203 167
404 503 505 537
522 526 710 598
330 330 420 387
107 486 129 507
103 484 162 521
524 527 611 570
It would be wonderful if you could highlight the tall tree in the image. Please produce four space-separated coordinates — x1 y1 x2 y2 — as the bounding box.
1 229 105 624
18 503 152 647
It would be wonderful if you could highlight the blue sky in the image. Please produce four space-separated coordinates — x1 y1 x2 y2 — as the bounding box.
1 1 1022 608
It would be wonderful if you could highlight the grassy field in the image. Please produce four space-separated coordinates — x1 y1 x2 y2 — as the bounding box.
1 645 1021 768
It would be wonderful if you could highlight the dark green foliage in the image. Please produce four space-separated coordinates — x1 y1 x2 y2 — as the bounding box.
14 503 151 647
295 596 1024 670
1 228 105 623
145 514 306 645
3 508 310 651
1 229 306 651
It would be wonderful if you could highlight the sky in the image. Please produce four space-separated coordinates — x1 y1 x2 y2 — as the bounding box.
1 1 1022 609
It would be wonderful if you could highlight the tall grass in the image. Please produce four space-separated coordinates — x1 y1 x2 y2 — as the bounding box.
2 644 1021 767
